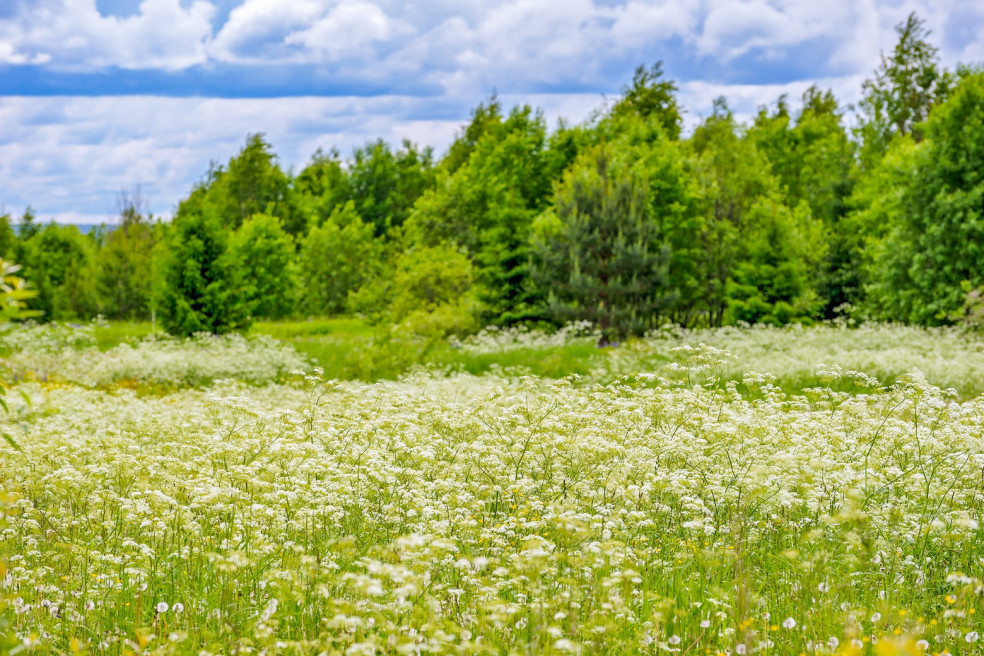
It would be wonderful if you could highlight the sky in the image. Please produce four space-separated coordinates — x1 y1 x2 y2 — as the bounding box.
1 0 982 226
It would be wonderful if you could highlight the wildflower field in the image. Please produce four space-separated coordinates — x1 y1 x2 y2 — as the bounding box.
2 324 984 655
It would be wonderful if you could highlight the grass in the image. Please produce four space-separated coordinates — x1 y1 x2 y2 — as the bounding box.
252 318 610 381
92 320 159 350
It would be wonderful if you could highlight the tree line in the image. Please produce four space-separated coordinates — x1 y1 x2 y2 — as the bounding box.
3 13 984 342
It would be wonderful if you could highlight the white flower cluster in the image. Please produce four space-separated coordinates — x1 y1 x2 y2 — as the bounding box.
1 357 983 653
2 327 305 388
452 321 598 354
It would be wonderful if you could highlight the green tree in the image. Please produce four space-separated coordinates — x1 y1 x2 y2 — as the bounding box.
298 202 381 315
19 223 100 320
685 99 780 326
0 214 14 259
97 193 158 319
408 104 553 321
16 207 40 243
350 243 481 337
855 136 923 321
160 204 250 336
748 88 856 315
442 96 505 175
857 12 950 166
227 213 299 319
724 199 826 324
531 145 672 343
347 139 436 236
206 134 303 235
294 147 350 227
864 72 984 323
611 62 683 140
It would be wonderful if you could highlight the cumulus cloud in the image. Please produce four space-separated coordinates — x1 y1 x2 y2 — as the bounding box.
695 1 847 60
0 0 216 70
1 1 979 90
384 0 700 94
210 0 404 64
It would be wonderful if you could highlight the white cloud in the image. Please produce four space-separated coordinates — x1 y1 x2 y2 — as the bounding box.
0 0 216 70
284 2 396 59
210 0 402 63
610 0 701 48
1 1 979 91
696 0 856 61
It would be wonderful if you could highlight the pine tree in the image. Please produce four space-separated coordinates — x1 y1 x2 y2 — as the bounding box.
532 146 672 343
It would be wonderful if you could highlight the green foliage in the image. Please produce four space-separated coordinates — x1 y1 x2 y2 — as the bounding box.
160 204 251 336
442 95 505 175
749 87 854 224
294 147 350 227
955 282 984 331
407 104 552 321
293 140 436 239
685 100 781 326
298 202 381 315
97 200 158 320
388 244 480 337
227 213 299 319
0 259 39 322
724 199 826 325
610 61 682 140
8 37 984 335
198 133 303 235
0 213 15 259
15 206 40 243
18 222 99 320
849 137 919 320
857 12 951 165
0 257 36 462
347 139 436 236
748 87 856 315
351 243 481 338
531 145 672 342
863 72 984 324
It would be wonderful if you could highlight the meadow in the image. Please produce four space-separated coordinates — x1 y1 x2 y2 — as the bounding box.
2 322 984 655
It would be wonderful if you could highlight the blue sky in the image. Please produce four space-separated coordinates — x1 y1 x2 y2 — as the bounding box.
1 0 982 225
